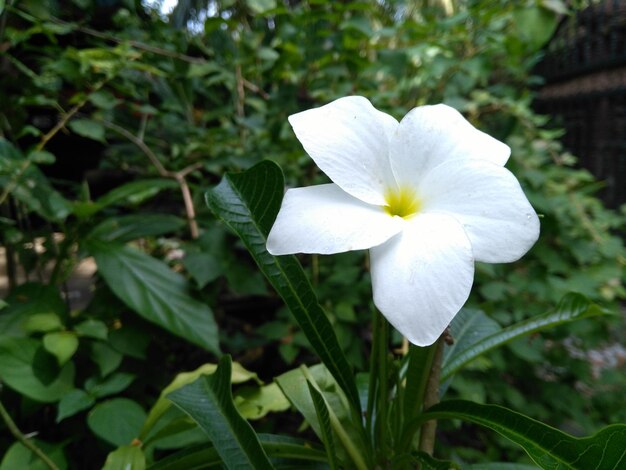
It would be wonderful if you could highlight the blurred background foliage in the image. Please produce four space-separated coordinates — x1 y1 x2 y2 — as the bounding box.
0 0 624 467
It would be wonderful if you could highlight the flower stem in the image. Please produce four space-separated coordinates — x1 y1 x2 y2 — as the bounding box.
418 335 445 455
0 396 59 470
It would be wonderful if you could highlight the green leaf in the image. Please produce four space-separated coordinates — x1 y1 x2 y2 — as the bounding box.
183 252 223 288
167 355 274 470
86 372 136 398
68 118 106 142
74 319 108 340
140 361 260 442
245 0 276 14
43 331 79 365
0 440 68 470
94 179 178 209
89 214 186 243
276 364 367 467
27 150 55 164
148 434 327 470
512 6 558 50
0 139 71 221
441 293 609 380
464 464 539 470
423 400 626 470
0 284 66 338
397 451 460 470
88 240 219 354
90 341 123 376
22 313 63 333
57 389 96 422
88 398 147 447
0 337 74 402
205 160 360 414
102 445 146 470
234 382 291 420
307 380 339 470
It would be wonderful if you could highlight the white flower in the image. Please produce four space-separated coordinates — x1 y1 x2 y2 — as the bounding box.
267 96 539 346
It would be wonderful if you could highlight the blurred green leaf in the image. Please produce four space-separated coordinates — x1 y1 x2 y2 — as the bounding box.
102 445 146 470
94 179 177 210
57 389 96 422
423 400 626 470
22 313 63 333
86 372 136 398
206 160 360 415
74 319 108 340
0 284 66 338
88 214 186 242
68 118 106 142
43 331 79 365
88 240 220 354
246 0 276 14
0 337 74 402
182 252 223 288
0 440 68 470
90 341 123 377
88 398 147 447
167 355 273 469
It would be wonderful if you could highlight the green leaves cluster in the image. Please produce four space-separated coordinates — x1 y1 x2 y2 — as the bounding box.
0 0 624 468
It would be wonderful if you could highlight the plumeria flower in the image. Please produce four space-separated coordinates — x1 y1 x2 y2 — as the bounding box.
267 96 539 346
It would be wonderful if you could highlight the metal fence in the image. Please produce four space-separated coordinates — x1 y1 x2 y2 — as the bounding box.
534 0 626 208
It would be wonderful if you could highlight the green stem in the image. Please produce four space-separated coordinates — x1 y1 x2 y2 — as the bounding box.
417 335 445 455
377 311 389 441
0 397 59 470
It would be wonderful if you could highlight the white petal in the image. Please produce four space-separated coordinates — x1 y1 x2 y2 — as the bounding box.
370 213 474 346
266 184 404 255
389 104 510 188
420 159 540 263
288 96 399 206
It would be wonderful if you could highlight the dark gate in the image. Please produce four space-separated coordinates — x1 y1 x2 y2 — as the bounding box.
534 0 626 208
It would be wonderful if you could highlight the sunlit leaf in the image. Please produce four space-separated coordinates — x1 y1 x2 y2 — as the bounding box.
102 445 146 470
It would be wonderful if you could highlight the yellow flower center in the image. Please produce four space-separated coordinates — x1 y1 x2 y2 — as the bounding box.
384 187 421 219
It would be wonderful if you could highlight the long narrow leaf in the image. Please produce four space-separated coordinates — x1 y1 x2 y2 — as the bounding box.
167 355 273 470
205 160 360 413
422 400 626 470
441 293 609 380
147 434 327 470
307 381 339 470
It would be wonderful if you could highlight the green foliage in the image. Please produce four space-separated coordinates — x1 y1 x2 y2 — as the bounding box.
423 400 626 470
0 0 624 467
206 161 360 414
167 355 274 469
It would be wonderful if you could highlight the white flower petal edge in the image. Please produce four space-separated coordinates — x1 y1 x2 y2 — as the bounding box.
389 104 511 188
288 96 399 206
266 184 405 255
420 159 540 263
370 213 474 347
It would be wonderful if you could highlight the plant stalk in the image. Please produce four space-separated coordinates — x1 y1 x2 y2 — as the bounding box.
0 397 59 470
418 334 445 455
